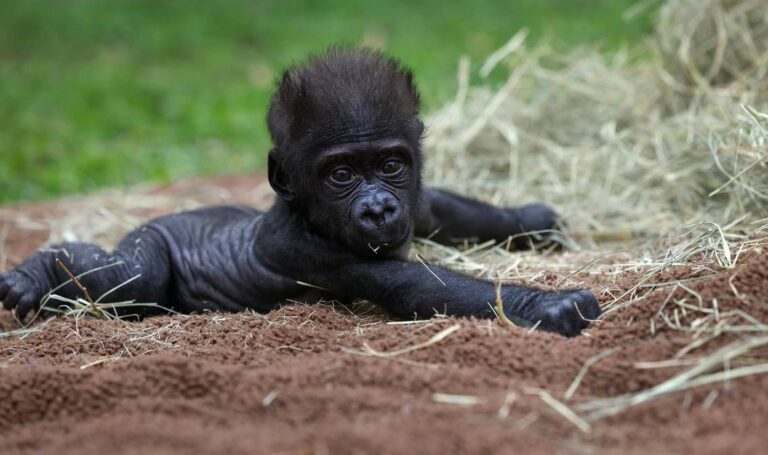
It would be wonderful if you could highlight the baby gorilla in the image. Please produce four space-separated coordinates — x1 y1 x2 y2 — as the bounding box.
0 49 600 337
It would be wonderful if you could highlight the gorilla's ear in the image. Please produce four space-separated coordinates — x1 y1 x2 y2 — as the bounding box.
267 149 295 202
415 119 425 137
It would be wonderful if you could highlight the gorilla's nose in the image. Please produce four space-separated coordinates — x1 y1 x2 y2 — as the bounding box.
358 194 401 229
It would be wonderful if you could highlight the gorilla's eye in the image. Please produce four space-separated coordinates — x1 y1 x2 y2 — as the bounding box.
330 167 354 184
381 159 404 176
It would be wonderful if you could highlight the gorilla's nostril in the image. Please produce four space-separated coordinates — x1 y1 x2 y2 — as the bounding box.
364 212 384 226
361 204 398 227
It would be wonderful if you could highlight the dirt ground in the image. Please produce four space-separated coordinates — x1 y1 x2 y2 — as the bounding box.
1 175 766 455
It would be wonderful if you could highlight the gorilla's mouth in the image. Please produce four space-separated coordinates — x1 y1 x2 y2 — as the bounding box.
360 223 411 255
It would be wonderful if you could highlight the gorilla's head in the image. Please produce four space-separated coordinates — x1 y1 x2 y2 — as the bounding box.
266 48 424 256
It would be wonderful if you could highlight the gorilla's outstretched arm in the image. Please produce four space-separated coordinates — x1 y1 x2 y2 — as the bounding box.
309 259 597 337
416 188 561 248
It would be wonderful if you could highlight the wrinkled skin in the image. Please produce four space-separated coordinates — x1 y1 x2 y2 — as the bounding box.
0 49 600 337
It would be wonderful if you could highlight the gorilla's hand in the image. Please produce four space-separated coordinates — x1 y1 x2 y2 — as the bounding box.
0 249 65 321
505 288 600 337
512 203 561 232
507 203 564 249
0 268 45 322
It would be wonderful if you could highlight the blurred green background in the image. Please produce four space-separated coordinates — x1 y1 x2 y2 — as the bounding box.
0 0 655 204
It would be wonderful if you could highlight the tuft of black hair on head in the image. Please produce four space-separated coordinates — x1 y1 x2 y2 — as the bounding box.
266 47 423 152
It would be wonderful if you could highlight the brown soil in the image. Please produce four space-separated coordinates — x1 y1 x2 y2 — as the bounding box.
1 175 766 455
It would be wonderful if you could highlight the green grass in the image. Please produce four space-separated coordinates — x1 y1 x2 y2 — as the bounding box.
0 0 655 204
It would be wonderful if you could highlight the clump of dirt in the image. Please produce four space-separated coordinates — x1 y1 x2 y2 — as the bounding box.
1 175 767 455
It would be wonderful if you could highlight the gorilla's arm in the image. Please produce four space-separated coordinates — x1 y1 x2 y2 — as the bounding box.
307 259 597 337
416 187 561 247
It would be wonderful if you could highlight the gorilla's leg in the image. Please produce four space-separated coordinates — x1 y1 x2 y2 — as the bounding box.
415 187 561 248
0 227 171 320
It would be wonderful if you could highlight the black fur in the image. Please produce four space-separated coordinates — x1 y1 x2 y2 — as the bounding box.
0 49 600 337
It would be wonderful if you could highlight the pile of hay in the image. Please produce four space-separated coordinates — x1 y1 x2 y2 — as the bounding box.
657 0 768 89
424 0 767 250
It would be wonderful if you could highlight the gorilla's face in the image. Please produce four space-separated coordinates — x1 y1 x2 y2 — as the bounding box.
305 138 419 256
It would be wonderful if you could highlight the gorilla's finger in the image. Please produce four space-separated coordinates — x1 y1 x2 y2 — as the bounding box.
16 294 38 322
3 288 22 310
575 290 601 321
